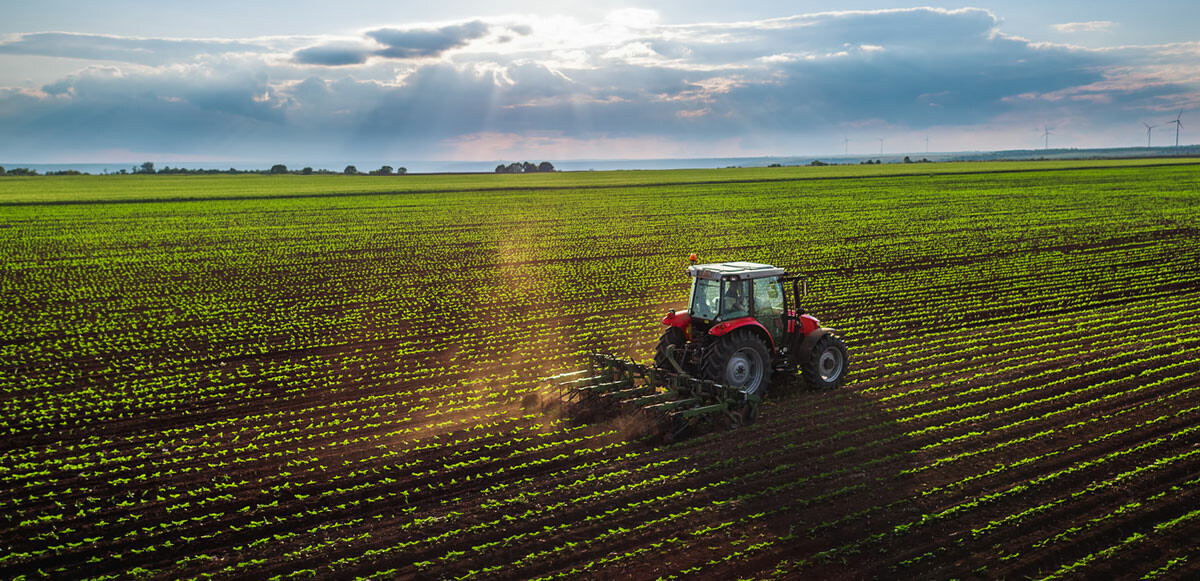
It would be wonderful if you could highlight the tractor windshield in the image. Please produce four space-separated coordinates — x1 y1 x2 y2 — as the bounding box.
689 278 721 321
720 279 751 320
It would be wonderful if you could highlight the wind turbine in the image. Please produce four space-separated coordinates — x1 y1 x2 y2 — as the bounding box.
843 137 850 155
1042 124 1053 150
1164 111 1183 147
1143 122 1158 148
878 137 884 155
924 135 930 154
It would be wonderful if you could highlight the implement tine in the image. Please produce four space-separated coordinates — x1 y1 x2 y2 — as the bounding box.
547 369 589 381
569 351 756 440
623 391 674 407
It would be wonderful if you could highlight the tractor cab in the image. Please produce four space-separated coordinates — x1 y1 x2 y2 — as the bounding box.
686 261 789 346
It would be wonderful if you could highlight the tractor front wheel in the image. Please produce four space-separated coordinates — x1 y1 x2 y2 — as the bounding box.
703 330 771 396
802 333 849 390
653 327 687 371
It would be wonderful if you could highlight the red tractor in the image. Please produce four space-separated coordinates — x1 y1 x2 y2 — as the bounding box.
561 259 849 438
654 259 849 396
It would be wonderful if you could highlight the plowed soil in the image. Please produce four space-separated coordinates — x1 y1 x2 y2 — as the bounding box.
2 162 1199 580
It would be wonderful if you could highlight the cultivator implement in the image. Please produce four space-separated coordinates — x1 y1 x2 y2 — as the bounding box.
556 352 761 441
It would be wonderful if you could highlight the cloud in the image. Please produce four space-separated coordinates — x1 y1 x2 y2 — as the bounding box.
289 20 501 66
367 20 490 59
292 43 373 66
656 7 1000 62
0 32 269 65
0 63 294 160
0 8 1197 161
1053 21 1118 33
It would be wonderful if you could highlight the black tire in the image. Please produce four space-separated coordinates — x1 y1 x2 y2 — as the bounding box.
653 327 687 371
702 329 772 396
802 333 849 390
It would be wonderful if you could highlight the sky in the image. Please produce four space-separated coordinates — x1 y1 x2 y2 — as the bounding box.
1 1 1197 163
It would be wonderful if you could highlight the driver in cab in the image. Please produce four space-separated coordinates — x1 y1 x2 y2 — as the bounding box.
722 281 750 320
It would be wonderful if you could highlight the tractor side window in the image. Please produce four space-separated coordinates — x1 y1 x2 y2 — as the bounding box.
690 278 721 321
753 279 785 316
721 280 750 320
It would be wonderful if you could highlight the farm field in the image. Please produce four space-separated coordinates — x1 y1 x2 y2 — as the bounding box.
2 159 1199 579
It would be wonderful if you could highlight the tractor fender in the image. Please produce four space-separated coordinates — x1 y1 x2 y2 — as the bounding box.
662 309 691 329
798 327 839 356
799 314 821 335
708 317 776 351
785 312 821 334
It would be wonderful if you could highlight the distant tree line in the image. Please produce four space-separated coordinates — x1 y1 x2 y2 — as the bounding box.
1 157 949 177
0 162 410 177
0 166 42 176
768 159 936 167
495 161 555 173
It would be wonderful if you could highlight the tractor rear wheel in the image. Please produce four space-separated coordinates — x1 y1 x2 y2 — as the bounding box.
703 329 771 396
802 333 849 390
653 327 687 371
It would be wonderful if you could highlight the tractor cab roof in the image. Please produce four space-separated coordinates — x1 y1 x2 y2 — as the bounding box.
687 261 786 281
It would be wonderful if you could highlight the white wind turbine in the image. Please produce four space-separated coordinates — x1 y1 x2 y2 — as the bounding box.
1164 111 1183 147
1143 122 1158 147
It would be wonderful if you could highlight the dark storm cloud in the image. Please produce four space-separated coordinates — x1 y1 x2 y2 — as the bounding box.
0 65 291 159
290 20 496 65
744 35 1108 127
292 44 372 66
0 32 267 65
366 20 490 59
33 67 284 121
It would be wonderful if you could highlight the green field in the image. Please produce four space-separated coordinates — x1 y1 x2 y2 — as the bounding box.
3 157 1197 203
2 160 1199 579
